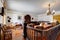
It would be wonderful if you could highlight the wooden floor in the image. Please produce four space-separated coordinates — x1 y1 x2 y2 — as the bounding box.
12 28 24 40
1 26 28 40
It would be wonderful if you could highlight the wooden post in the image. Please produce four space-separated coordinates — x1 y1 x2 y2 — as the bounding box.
1 0 7 24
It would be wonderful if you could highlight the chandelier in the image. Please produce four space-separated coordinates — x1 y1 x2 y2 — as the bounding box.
47 3 55 15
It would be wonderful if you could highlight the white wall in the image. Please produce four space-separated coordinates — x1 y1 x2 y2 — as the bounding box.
6 12 23 25
1 10 59 24
0 8 3 23
6 11 38 25
0 15 3 23
37 14 53 22
37 11 60 22
6 10 60 23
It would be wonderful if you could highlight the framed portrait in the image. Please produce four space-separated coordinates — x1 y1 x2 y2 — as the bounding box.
18 16 21 19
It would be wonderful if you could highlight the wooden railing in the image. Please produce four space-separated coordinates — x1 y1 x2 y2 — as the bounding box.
27 27 42 40
27 24 60 40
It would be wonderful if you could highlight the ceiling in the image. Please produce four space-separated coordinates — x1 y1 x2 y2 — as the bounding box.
0 0 60 14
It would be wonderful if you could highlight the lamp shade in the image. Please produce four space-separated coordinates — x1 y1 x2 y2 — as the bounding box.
52 10 55 15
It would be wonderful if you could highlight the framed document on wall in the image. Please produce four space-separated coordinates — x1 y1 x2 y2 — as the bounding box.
18 16 21 19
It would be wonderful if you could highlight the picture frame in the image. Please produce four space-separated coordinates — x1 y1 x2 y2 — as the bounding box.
18 16 21 19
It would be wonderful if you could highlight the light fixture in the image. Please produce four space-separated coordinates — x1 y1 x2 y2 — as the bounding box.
47 3 55 15
51 10 55 15
47 3 51 15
